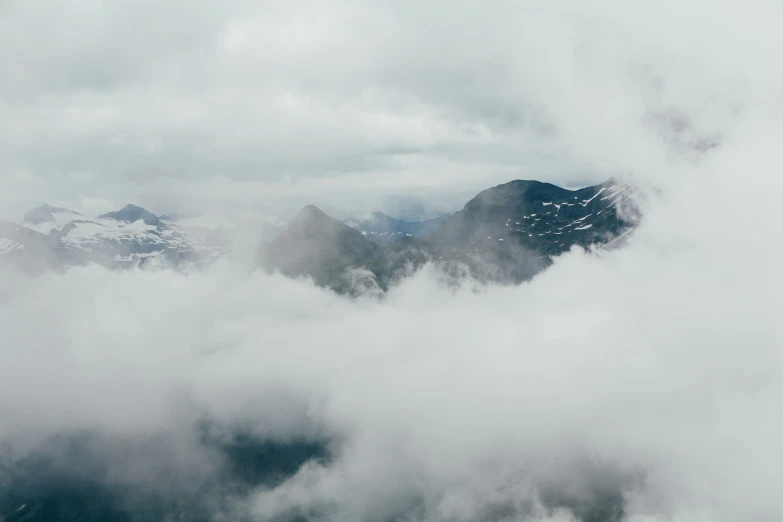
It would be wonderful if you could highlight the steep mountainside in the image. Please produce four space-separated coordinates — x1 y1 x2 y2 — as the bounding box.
0 221 61 274
425 180 632 254
259 206 424 293
415 179 635 281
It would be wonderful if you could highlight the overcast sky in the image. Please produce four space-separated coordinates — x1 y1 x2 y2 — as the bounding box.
0 0 764 220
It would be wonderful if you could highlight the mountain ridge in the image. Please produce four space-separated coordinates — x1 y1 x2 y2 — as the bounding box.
2 179 636 290
260 179 635 292
98 204 161 226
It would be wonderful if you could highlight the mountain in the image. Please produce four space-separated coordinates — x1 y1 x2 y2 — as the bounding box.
261 179 635 292
258 206 422 294
98 204 160 226
3 179 634 289
22 205 86 234
54 204 230 267
345 212 451 245
425 180 631 254
0 427 329 522
0 221 61 274
1 205 230 271
3 202 291 273
416 179 635 282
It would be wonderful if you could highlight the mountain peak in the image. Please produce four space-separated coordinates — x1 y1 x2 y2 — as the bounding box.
428 178 632 257
260 204 387 294
98 204 160 225
294 205 330 223
287 205 358 239
23 205 83 225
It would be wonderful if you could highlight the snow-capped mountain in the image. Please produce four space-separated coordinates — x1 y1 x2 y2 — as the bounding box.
53 206 227 267
406 179 636 283
1 204 284 272
0 221 61 273
22 204 87 234
422 179 635 256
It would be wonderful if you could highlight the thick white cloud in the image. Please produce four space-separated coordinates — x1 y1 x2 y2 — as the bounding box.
1 123 782 519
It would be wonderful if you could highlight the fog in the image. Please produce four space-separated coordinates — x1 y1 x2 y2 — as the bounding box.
2 0 783 520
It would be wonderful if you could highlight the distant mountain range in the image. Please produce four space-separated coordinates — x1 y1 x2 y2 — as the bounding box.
1 179 636 290
344 212 451 245
0 204 227 273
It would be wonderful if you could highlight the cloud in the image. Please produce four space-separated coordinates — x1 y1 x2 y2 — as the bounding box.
1 0 782 520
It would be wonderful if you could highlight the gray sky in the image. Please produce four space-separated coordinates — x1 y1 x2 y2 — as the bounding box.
0 0 748 220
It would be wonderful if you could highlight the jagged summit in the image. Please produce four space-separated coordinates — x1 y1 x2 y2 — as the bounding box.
98 204 160 225
23 204 83 225
286 205 359 240
22 205 86 234
259 205 393 293
293 204 331 223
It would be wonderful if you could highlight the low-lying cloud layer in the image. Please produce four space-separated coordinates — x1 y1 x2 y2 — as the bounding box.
1 127 782 519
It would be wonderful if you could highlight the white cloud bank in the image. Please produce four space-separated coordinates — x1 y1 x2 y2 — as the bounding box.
1 124 782 519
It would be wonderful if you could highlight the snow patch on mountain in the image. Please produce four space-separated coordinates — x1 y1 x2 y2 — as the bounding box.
22 205 86 234
0 238 23 255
